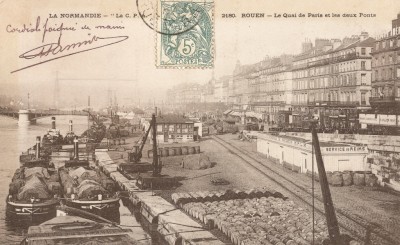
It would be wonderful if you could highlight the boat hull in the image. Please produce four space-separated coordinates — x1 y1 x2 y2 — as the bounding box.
6 199 58 223
64 198 120 222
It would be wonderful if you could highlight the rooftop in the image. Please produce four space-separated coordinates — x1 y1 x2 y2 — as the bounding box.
156 114 194 124
259 133 358 148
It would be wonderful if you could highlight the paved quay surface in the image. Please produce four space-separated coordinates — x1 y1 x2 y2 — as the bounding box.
96 145 224 245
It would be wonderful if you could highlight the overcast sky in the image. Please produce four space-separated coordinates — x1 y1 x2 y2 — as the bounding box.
0 0 398 107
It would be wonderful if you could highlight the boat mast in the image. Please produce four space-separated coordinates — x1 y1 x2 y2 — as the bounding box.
311 122 341 244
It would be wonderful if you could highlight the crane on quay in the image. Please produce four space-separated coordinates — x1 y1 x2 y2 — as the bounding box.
118 111 176 189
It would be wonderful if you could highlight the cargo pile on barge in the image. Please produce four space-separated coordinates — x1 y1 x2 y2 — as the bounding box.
7 136 60 222
59 137 120 222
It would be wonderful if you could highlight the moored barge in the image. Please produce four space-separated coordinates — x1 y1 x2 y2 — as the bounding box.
7 136 60 222
21 210 143 245
58 137 120 222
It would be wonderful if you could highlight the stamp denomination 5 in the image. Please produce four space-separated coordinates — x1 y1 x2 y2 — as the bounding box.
155 0 214 69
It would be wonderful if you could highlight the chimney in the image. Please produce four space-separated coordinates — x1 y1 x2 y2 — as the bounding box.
73 136 79 160
360 32 369 41
35 136 41 159
315 39 330 49
69 120 73 132
392 13 400 29
302 40 313 53
51 117 56 129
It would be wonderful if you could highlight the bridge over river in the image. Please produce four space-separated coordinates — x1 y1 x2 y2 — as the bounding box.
0 109 89 124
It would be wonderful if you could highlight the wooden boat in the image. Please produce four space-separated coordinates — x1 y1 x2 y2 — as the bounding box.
6 137 60 222
58 137 120 222
21 209 142 245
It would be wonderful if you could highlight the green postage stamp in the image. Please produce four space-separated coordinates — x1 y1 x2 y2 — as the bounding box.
156 0 214 68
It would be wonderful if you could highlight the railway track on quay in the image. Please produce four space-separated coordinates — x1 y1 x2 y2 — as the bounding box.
212 135 399 245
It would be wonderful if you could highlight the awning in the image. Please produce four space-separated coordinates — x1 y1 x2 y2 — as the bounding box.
223 109 232 115
245 111 263 120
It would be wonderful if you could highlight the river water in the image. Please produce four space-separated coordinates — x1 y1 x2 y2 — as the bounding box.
0 116 89 244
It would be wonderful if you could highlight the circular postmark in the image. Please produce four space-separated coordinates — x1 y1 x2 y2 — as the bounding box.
136 0 206 35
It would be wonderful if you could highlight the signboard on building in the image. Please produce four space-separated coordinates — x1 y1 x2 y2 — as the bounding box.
323 146 367 153
359 114 378 125
379 115 397 126
359 114 398 126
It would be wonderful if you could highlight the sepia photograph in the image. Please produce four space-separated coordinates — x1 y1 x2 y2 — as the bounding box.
0 0 399 244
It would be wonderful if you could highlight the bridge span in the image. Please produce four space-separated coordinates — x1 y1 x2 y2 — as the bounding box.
0 109 89 124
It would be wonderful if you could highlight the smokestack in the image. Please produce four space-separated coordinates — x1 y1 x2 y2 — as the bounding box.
69 120 73 132
73 136 79 160
51 117 56 129
35 136 41 159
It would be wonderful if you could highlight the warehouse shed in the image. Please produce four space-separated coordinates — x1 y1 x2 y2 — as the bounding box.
257 133 369 173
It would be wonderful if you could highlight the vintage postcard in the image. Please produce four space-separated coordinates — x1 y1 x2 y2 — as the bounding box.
1 0 400 244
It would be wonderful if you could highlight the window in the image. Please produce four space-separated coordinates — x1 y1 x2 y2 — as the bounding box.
397 67 400 78
388 87 393 97
361 93 366 105
361 48 366 55
157 125 163 132
382 41 386 49
361 73 367 85
361 61 366 70
390 55 393 64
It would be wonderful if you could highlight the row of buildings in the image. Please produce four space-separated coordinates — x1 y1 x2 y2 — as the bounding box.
166 14 400 133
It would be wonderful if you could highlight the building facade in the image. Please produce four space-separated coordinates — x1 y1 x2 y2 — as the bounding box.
291 34 374 132
155 115 196 143
370 13 400 114
229 61 253 109
166 83 202 107
248 55 294 126
257 133 369 173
